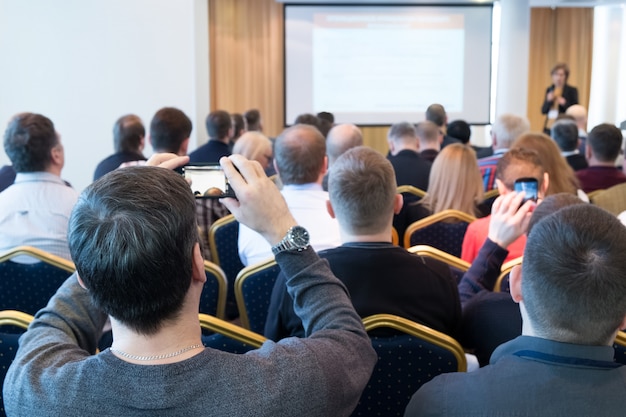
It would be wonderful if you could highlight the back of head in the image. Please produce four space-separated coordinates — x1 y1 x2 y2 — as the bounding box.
275 124 326 185
415 121 440 146
232 131 272 166
150 107 192 153
565 104 587 127
68 166 197 335
3 112 57 172
387 122 417 146
522 204 626 345
491 113 530 150
231 113 247 140
513 132 579 194
317 111 335 124
495 147 545 192
421 144 483 215
113 114 145 154
329 146 396 235
244 109 262 132
425 104 446 127
205 110 232 141
588 123 623 163
294 113 321 132
447 120 471 144
527 192 586 234
551 119 579 152
326 124 363 165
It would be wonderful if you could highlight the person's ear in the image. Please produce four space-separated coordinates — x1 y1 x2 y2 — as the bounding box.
321 155 328 175
509 265 523 303
393 194 403 214
326 200 336 218
539 172 550 198
180 137 190 156
273 159 280 176
585 144 592 161
191 243 206 284
76 273 88 290
495 178 509 195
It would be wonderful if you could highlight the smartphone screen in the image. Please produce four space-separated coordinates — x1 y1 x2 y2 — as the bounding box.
182 164 235 198
514 177 538 203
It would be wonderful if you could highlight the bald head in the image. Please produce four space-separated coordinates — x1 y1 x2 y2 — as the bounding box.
565 105 588 130
326 124 363 166
275 124 326 185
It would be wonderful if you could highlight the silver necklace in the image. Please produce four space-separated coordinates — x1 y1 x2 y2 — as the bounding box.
110 344 203 361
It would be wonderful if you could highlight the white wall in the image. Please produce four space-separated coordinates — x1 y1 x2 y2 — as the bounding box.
0 0 209 193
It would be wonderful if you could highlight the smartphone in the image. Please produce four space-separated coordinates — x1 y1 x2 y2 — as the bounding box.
182 164 235 199
514 177 538 204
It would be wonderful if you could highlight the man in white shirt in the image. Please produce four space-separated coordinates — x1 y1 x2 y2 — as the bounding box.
0 113 78 261
238 124 341 266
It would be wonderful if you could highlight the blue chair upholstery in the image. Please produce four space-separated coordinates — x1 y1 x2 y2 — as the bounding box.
352 314 467 417
235 259 281 334
613 331 626 365
199 313 265 354
404 209 476 258
209 214 245 319
0 310 33 417
0 246 75 316
407 245 470 285
200 261 228 319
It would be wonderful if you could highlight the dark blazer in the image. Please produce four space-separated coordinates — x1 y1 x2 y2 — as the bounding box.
565 153 588 171
188 139 231 163
387 149 432 191
0 165 16 193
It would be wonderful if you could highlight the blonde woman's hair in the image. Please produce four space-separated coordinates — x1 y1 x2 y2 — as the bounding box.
512 132 579 195
232 131 272 167
420 144 484 216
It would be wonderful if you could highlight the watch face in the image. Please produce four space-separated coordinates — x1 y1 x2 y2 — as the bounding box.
289 226 310 247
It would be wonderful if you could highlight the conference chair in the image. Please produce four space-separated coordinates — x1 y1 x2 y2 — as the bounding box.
408 244 471 284
403 209 476 257
209 214 246 319
391 227 399 245
199 313 266 354
0 310 34 417
351 314 467 417
200 261 228 319
397 185 427 199
613 331 626 365
235 259 281 334
494 256 523 293
588 183 626 215
0 246 75 316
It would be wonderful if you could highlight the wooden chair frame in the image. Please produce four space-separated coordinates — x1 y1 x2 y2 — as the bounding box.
494 256 523 293
403 209 476 249
202 261 228 319
0 246 75 272
397 185 427 199
407 245 471 272
0 310 33 330
198 313 266 348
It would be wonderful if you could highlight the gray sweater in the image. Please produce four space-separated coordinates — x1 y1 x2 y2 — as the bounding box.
4 248 377 416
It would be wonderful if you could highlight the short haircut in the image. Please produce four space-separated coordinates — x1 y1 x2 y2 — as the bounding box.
326 124 363 166
425 104 446 127
329 146 396 235
274 124 326 185
232 131 272 164
231 113 247 140
527 193 586 235
244 109 262 131
294 113 321 131
551 119 579 152
206 110 232 140
491 114 531 149
420 144 483 215
447 120 471 144
113 114 145 153
495 148 545 191
318 118 333 138
3 112 58 172
415 121 440 146
317 111 335 124
522 204 626 345
587 123 623 163
149 107 192 153
387 122 417 145
68 166 197 335
551 62 570 80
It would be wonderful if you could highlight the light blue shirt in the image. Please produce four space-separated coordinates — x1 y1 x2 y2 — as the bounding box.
0 172 78 263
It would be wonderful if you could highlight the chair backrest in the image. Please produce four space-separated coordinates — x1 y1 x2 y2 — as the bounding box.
0 310 34 417
614 331 626 365
403 209 476 257
589 182 626 215
200 261 228 319
397 185 427 199
391 227 399 246
351 314 466 417
235 259 281 333
209 214 245 318
199 313 266 354
0 246 75 316
407 245 471 284
494 256 523 293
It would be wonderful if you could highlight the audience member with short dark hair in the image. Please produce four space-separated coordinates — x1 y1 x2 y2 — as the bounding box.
4 155 377 416
149 107 193 155
244 108 263 132
230 113 247 147
407 202 626 416
551 119 587 171
426 103 461 148
448 119 492 159
416 120 441 162
266 146 461 341
575 123 626 193
316 111 335 125
387 121 432 192
189 110 232 163
93 114 147 181
294 113 321 132
0 113 78 261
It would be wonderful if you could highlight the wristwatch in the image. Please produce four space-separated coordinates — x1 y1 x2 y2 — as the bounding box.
271 225 310 255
